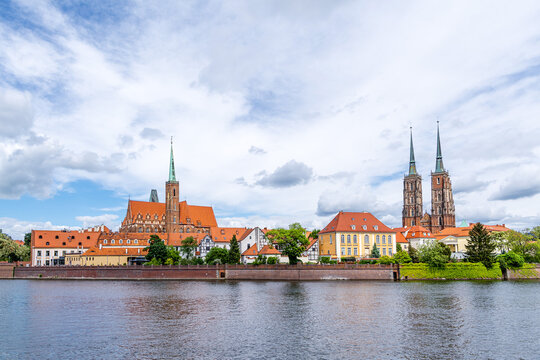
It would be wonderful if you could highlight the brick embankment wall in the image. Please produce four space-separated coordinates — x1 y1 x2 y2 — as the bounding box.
0 264 15 278
507 264 540 280
14 265 220 280
10 264 398 281
225 264 396 281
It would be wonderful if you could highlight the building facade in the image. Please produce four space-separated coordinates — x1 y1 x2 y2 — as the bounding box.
403 128 423 227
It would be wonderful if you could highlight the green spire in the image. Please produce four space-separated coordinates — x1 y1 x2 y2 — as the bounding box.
169 137 177 182
435 121 445 173
408 127 417 175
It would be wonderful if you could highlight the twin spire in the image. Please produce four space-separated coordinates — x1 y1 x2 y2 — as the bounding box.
169 137 177 182
408 122 445 175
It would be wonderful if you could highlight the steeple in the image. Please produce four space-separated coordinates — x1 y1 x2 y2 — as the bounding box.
168 137 177 182
434 121 445 173
408 127 417 175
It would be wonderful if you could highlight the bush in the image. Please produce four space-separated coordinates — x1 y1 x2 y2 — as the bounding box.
417 242 450 269
320 256 332 264
497 251 525 270
340 257 356 263
144 257 162 266
401 263 502 279
164 258 174 265
378 255 394 265
252 255 267 265
267 256 279 265
393 250 412 264
358 259 372 264
191 257 204 265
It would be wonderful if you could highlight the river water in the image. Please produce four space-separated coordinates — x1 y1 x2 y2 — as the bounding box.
1 280 539 359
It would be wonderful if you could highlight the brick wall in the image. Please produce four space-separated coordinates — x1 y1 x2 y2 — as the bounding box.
0 264 15 278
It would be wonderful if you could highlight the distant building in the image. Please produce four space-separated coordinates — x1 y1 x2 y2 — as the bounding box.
394 225 436 249
319 211 397 260
65 247 147 266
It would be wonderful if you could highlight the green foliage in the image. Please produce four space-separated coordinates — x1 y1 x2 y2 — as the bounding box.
371 244 380 258
400 263 503 280
164 258 174 265
497 251 525 270
319 256 332 264
179 236 198 259
266 256 279 265
266 223 310 265
24 233 31 247
393 250 412 264
144 257 162 266
144 235 168 264
192 257 204 265
228 235 241 264
466 223 497 268
502 229 540 262
396 243 402 252
408 245 419 263
340 257 356 263
357 259 372 264
309 229 320 239
378 255 394 264
0 237 30 262
252 254 267 265
417 242 450 269
205 247 229 265
166 246 180 265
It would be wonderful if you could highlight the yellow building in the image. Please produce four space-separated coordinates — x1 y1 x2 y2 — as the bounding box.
65 247 147 266
319 211 397 260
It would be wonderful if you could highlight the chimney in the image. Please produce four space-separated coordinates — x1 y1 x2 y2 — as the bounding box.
125 248 128 254
99 244 102 250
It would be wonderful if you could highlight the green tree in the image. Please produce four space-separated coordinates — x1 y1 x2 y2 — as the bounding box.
465 223 497 268
24 233 32 247
205 247 229 264
417 242 451 269
408 245 419 263
393 250 412 264
309 229 320 239
0 236 30 263
497 251 525 270
266 223 310 265
371 244 380 258
167 246 180 265
378 255 394 264
396 243 402 252
144 235 168 264
228 234 241 264
179 236 198 259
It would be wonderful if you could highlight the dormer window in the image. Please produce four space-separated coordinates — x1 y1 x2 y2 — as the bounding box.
111 240 115 244
62 242 66 246
78 242 82 246
362 225 367 230
46 242 50 245
127 240 131 244
104 240 108 244
134 240 138 244
86 236 90 239
373 225 378 230
119 240 123 244
55 235 59 239
351 225 356 230
39 235 43 239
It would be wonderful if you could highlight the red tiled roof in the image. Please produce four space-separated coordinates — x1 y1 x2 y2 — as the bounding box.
395 232 408 243
242 245 258 256
125 200 217 228
32 230 100 248
320 211 395 234
210 227 248 243
14 240 25 246
258 245 281 255
306 238 318 249
77 247 147 257
434 224 511 240
167 232 208 246
404 226 434 239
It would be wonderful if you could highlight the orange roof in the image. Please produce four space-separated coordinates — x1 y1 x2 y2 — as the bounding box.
306 238 318 249
32 230 100 248
320 211 394 234
434 224 511 240
210 227 248 243
258 245 281 255
166 232 208 247
404 226 434 240
242 245 258 256
395 232 408 243
14 240 25 246
238 228 255 241
124 200 217 228
76 247 148 257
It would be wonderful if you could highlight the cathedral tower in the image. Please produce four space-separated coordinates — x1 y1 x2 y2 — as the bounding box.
165 138 180 234
402 127 423 227
430 122 455 233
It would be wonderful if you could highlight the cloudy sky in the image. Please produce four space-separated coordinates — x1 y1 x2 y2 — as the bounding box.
1 0 540 239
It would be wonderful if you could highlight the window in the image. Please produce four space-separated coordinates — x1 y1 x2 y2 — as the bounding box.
173 189 176 196
119 240 123 244
437 178 440 184
46 242 50 246
351 225 356 230
364 235 369 244
127 240 131 244
376 235 380 244
87 236 90 239
353 235 357 244
103 239 108 244
62 242 66 246
78 242 82 246
388 235 392 244
362 225 367 230
39 235 42 239
329 235 332 244
341 235 345 244
55 235 59 239
382 235 386 244
347 248 351 255
374 225 378 230
389 248 393 256
138 227 143 232
37 250 42 256
383 248 386 255
341 248 345 256
111 240 115 244
347 235 351 244
134 240 138 244
354 248 358 256
54 251 58 256
46 251 50 256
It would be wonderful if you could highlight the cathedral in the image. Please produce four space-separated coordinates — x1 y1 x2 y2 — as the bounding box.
119 140 217 237
402 122 455 233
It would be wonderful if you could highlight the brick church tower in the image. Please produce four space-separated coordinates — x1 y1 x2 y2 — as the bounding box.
430 122 455 233
402 127 423 227
165 138 179 234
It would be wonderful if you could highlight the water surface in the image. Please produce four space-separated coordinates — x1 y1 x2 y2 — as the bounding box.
1 280 538 359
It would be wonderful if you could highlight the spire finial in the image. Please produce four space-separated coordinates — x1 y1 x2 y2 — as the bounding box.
435 121 445 173
408 126 417 175
169 137 177 182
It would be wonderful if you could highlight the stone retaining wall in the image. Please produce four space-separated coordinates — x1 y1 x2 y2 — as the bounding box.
0 264 15 278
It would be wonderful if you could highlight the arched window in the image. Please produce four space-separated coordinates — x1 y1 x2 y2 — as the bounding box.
439 206 442 215
353 235 357 244
103 239 108 244
138 227 143 232
111 240 115 244
376 235 380 244
439 217 443 226
341 235 345 244
347 235 351 244
364 235 369 244
146 228 150 233
173 189 176 196
382 235 386 244
388 235 392 244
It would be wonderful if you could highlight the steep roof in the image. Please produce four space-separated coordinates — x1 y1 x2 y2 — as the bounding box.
306 238 318 250
395 232 408 243
124 200 217 228
258 245 281 255
77 247 147 257
434 224 511 240
404 226 434 239
32 230 101 248
320 212 395 234
242 245 258 256
210 227 247 243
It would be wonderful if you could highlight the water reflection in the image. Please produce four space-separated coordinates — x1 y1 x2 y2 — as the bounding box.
1 280 539 359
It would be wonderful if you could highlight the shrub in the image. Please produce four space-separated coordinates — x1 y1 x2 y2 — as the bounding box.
191 257 204 265
378 255 394 265
144 257 162 266
164 258 174 265
340 257 356 263
252 255 267 265
393 250 412 264
320 256 332 264
266 256 279 265
497 251 525 270
358 259 372 264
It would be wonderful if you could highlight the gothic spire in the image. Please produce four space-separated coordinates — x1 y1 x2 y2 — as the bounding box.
169 137 177 182
408 127 417 175
435 121 445 173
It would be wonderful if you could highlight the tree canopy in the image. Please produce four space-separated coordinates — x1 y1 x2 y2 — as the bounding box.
466 223 497 268
371 244 380 258
179 236 198 259
228 234 241 264
145 235 169 264
266 223 309 265
0 237 30 262
205 247 229 265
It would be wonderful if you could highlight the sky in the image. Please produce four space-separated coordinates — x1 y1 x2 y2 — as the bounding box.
1 0 540 239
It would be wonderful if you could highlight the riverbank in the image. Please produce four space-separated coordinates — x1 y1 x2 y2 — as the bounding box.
400 263 540 280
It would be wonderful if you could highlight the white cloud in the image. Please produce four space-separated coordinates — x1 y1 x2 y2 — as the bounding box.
1 1 540 231
0 217 71 240
75 214 119 229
